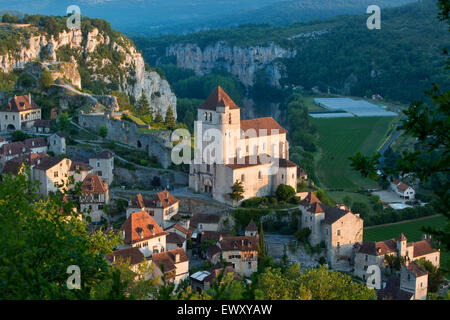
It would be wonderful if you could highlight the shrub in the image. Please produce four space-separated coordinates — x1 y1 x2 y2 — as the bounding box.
276 184 296 202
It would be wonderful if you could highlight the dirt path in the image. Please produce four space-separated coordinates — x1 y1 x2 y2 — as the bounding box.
364 214 441 230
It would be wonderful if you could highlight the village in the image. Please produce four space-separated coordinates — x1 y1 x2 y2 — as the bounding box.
0 88 444 300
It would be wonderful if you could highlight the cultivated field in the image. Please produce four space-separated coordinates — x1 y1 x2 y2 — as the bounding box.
311 116 399 190
363 215 447 242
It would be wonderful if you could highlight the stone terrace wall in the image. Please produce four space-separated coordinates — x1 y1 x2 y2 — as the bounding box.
78 110 172 168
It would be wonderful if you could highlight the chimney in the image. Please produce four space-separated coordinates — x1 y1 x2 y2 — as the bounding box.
175 253 180 263
28 93 31 104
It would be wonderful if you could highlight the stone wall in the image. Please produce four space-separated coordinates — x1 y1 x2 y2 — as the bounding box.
78 110 173 169
113 166 188 189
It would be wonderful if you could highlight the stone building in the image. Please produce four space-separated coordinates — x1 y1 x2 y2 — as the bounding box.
2 152 49 176
32 157 72 196
24 137 48 154
0 141 30 167
89 150 114 186
218 235 259 278
298 192 363 268
120 210 169 258
69 161 92 183
189 86 297 205
48 132 67 156
79 173 110 223
126 190 180 228
377 261 429 300
0 94 41 131
354 233 440 280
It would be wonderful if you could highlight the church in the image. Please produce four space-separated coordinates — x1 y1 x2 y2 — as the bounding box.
189 86 298 205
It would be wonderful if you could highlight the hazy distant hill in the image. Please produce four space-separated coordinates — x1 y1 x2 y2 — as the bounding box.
0 0 417 36
135 0 449 103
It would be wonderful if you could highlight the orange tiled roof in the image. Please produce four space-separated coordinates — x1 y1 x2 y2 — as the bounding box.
220 236 258 252
81 174 108 194
1 94 40 112
151 248 189 274
120 210 168 245
152 190 179 208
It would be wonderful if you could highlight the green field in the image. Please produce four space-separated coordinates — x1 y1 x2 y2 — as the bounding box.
364 215 449 274
311 116 398 190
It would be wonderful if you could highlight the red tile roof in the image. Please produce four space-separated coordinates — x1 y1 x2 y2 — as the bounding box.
358 239 397 256
0 141 29 156
81 174 108 194
240 117 287 136
24 137 47 149
413 239 439 258
91 150 114 159
166 232 185 246
300 192 321 206
199 86 240 111
1 94 40 112
106 247 146 266
406 261 428 277
120 210 168 245
34 157 66 171
152 190 179 208
220 236 258 252
151 248 189 274
170 223 192 238
130 193 153 208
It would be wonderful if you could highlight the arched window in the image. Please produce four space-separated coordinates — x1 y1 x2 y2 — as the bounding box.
209 113 212 121
204 112 208 121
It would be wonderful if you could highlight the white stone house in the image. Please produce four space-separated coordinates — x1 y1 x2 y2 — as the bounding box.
120 210 169 258
391 179 415 200
218 235 258 278
32 157 72 196
89 150 114 186
79 173 110 223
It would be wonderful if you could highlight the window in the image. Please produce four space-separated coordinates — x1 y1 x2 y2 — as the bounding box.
258 171 262 179
229 113 232 124
209 113 212 122
5 115 7 120
281 174 284 180
337 230 341 236
97 162 100 167
54 171 58 178
365 254 368 262
204 112 207 121
98 205 103 210
337 242 340 247
97 171 102 176
248 262 251 268
54 182 58 187
241 174 245 182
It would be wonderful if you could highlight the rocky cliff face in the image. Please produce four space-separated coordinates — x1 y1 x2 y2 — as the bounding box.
165 41 296 87
0 27 176 118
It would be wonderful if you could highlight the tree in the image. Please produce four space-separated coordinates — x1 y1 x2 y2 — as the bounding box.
254 264 376 300
164 107 176 128
136 92 151 117
384 254 403 274
98 125 108 139
0 169 121 299
154 108 163 123
11 130 31 142
351 202 370 217
229 180 244 204
39 69 53 88
56 112 71 132
295 227 311 242
416 258 445 293
275 184 296 202
343 195 352 208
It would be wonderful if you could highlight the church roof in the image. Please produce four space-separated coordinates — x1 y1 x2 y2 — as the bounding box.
199 86 240 111
240 117 287 136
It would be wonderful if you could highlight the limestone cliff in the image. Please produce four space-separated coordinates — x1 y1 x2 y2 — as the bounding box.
165 41 296 87
0 26 176 118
